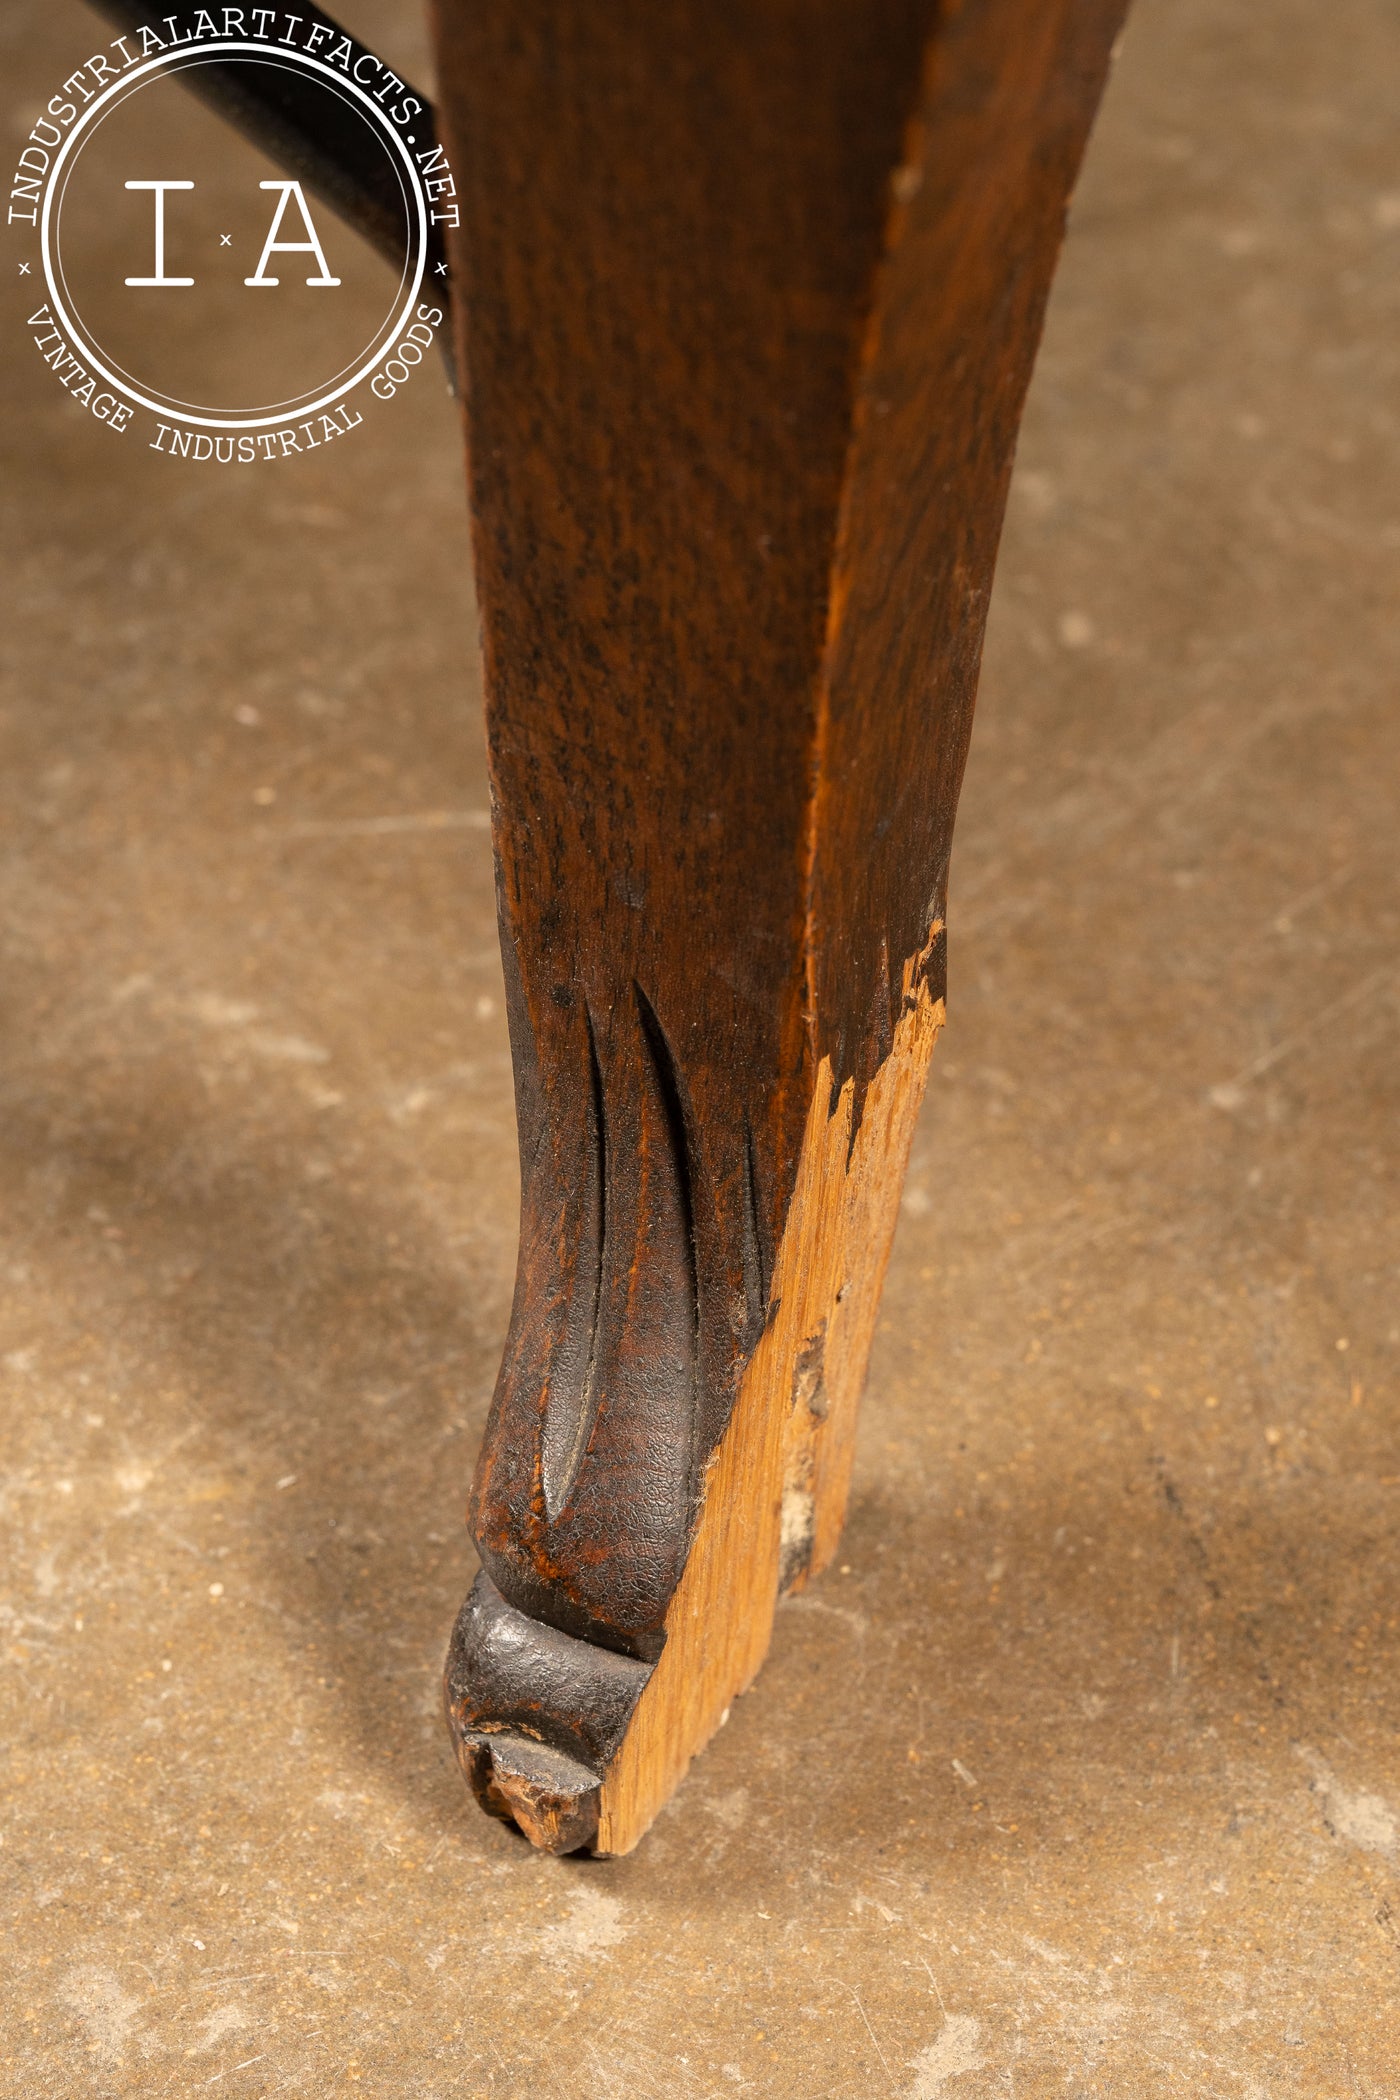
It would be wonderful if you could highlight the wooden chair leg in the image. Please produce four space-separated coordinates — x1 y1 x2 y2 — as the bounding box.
431 0 1126 1855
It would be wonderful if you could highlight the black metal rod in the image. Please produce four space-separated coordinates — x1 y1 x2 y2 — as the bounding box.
84 3 455 380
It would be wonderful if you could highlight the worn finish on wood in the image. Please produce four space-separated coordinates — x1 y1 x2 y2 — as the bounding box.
433 0 1127 1851
597 958 945 1854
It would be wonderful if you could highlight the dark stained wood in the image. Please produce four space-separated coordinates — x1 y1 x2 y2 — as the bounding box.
433 0 1128 1852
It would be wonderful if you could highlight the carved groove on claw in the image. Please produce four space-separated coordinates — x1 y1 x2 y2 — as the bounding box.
540 1004 608 1522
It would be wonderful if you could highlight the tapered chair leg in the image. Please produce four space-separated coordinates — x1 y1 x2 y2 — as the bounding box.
432 0 1126 1854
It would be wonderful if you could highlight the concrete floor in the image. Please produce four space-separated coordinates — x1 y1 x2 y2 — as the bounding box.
4 0 1399 2093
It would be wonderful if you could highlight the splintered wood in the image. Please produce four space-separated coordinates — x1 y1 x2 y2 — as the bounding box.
596 963 943 1854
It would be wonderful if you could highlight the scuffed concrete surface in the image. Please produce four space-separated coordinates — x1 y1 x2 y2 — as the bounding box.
3 0 1398 2092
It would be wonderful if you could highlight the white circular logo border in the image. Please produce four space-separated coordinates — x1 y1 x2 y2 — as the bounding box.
39 41 430 433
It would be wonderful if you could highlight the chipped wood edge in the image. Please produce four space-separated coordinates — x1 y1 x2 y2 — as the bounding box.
594 953 944 1854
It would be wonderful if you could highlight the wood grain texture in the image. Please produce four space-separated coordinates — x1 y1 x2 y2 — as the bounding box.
433 0 1127 1850
596 956 945 1853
